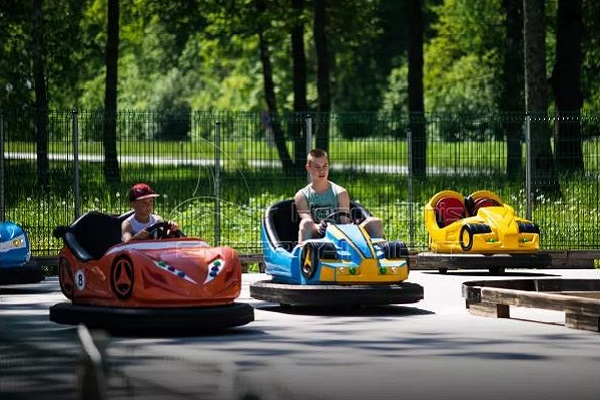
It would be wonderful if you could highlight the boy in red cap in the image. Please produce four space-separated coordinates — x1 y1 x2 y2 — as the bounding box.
121 183 180 242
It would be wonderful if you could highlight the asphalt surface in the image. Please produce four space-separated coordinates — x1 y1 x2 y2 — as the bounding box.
1 269 599 400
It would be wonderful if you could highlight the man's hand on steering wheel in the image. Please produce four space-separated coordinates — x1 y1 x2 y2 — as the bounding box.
316 210 353 235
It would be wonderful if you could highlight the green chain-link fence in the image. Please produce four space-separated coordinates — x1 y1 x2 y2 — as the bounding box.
1 110 599 257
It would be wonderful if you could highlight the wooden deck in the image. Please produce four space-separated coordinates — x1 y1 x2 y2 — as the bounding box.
416 249 599 273
462 278 600 332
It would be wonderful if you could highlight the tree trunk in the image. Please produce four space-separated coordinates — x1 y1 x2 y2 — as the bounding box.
103 0 120 182
408 0 426 178
551 0 584 172
523 0 560 198
256 0 293 174
502 0 524 178
291 0 308 172
32 0 49 191
313 0 331 152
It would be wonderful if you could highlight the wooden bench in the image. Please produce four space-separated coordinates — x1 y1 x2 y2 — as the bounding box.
462 278 600 332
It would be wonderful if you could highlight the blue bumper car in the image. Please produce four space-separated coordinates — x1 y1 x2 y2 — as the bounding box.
250 200 424 306
0 221 44 284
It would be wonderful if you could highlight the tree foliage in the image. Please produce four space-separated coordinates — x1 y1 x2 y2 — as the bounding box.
1 0 598 136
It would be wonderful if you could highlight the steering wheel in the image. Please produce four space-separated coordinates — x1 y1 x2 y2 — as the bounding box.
144 221 184 239
321 210 352 224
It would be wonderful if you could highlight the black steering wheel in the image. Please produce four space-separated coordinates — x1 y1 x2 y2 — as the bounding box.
145 221 184 239
322 210 352 224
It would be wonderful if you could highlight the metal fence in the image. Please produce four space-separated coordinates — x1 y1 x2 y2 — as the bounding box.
1 109 599 258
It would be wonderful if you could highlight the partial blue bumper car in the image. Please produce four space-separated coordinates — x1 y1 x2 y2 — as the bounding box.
0 221 44 284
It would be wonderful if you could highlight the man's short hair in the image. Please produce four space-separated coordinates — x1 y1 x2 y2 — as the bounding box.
307 148 328 163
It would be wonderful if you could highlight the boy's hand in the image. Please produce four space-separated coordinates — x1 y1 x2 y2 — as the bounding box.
136 229 151 240
317 220 328 236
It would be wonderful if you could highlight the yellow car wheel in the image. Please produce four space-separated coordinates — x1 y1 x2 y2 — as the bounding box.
300 242 319 279
460 225 474 251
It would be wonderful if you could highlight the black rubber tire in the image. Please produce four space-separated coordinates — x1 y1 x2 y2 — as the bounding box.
471 223 491 234
379 241 392 258
300 242 319 280
396 240 409 257
460 225 474 251
380 240 409 259
518 222 540 234
250 280 424 307
49 302 254 335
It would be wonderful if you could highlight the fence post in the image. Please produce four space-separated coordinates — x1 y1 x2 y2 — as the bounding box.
407 130 414 248
0 109 4 222
305 115 312 182
73 109 81 219
525 114 532 220
214 121 221 246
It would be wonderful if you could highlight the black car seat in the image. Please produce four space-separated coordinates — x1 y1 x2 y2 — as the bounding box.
465 195 502 216
263 200 300 252
53 210 133 262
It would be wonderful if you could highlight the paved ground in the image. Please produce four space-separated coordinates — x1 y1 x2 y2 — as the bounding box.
1 268 599 400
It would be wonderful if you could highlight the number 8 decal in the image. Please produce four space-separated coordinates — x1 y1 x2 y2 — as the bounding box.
75 270 85 291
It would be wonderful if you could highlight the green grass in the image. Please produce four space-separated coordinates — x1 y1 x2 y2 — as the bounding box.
4 139 600 256
5 139 600 172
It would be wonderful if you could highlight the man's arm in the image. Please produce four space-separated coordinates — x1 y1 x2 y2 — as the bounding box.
121 219 150 242
294 190 313 222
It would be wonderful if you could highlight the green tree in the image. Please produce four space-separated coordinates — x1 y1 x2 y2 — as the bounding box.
32 0 49 190
551 0 584 172
1 0 36 111
501 0 525 178
424 0 503 115
581 0 600 123
291 0 309 172
256 0 294 173
313 0 331 152
523 0 560 198
103 0 120 182
408 0 426 177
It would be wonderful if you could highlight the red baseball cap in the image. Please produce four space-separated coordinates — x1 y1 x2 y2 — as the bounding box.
128 183 159 202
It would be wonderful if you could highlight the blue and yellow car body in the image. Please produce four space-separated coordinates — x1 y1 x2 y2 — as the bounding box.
424 190 540 254
261 199 409 285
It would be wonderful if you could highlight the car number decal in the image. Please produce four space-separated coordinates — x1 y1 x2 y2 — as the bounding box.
75 270 85 291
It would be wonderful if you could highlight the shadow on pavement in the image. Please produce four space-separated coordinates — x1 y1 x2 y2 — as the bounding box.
0 281 57 295
256 303 434 317
421 270 560 277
